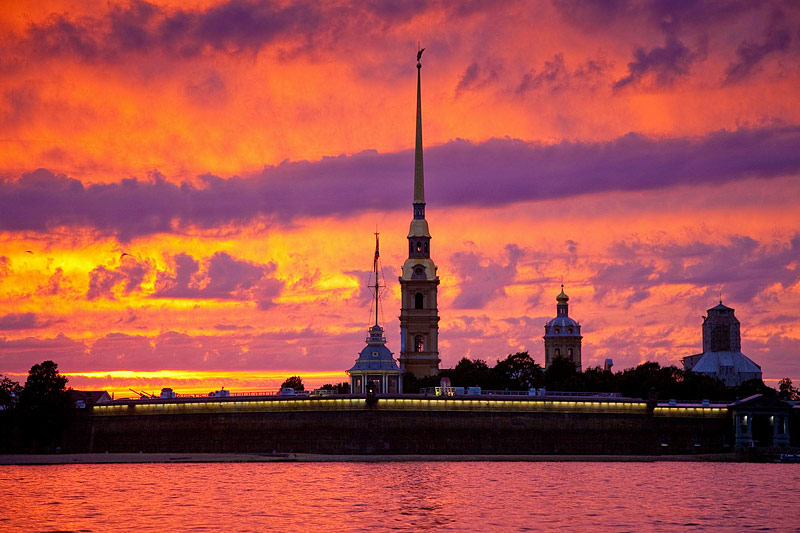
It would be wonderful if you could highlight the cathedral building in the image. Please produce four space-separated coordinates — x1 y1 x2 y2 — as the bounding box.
682 301 762 387
543 285 582 369
398 50 441 378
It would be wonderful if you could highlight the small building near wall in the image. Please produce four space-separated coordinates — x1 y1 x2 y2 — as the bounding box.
730 394 792 449
69 390 112 408
348 324 403 395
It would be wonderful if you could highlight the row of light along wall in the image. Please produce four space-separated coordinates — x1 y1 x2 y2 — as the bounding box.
90 397 727 417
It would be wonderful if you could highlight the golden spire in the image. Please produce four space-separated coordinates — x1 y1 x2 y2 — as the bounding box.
414 45 425 205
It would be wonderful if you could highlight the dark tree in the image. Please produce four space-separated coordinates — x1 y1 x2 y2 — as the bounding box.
615 362 685 400
677 370 729 400
544 356 578 390
402 371 440 393
450 357 500 389
402 372 419 393
732 378 776 400
778 378 799 401
18 361 71 453
20 361 70 413
319 382 350 394
0 375 22 410
494 351 543 390
574 366 617 392
280 376 304 391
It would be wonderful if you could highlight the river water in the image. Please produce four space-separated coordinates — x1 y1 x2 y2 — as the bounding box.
1 462 799 531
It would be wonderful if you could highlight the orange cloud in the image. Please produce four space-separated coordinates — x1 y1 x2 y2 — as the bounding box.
1 1 798 391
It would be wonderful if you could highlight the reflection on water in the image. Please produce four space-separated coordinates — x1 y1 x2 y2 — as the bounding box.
1 462 799 531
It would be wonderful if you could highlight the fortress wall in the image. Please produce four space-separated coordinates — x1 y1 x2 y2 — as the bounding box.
80 398 734 455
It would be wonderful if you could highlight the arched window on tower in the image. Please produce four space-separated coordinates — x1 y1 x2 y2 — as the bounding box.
424 241 429 253
568 348 573 357
415 335 424 352
415 292 424 309
416 241 422 252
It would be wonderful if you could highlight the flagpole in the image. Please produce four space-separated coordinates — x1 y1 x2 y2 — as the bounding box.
374 230 380 327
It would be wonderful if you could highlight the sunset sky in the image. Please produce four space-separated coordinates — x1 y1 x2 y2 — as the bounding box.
1 0 799 396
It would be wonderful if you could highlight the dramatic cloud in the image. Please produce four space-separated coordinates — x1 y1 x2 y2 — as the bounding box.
0 0 798 391
153 251 283 308
724 11 793 84
591 234 800 306
516 55 606 95
614 37 700 90
0 312 51 330
87 257 151 300
451 245 522 309
12 0 491 66
2 125 799 238
0 326 361 374
0 333 87 371
456 58 502 94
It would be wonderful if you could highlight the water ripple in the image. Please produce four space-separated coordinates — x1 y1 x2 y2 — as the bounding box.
1 462 799 531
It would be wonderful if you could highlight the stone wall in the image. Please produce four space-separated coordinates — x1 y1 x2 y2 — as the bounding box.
79 403 734 455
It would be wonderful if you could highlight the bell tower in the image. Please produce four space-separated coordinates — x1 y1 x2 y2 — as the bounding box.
543 285 582 369
398 48 441 378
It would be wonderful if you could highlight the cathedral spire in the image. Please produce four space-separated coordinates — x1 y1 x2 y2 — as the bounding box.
399 46 440 378
414 46 425 217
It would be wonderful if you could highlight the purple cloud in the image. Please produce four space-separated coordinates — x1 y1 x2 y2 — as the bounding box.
2 125 800 239
39 267 65 296
456 58 502 94
591 234 800 307
614 37 699 90
0 326 357 373
590 262 659 308
724 11 793 84
0 333 87 371
555 1 762 35
0 312 51 331
87 257 151 300
516 54 606 95
153 251 283 308
450 244 522 309
12 0 490 67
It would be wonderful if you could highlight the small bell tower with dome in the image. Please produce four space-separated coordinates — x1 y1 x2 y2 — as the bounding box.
543 285 582 369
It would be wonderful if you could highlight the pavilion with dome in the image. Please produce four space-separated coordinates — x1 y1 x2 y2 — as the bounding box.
347 233 403 395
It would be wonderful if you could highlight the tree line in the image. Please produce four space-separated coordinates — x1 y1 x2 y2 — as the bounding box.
403 352 798 401
1 361 72 453
2 356 796 453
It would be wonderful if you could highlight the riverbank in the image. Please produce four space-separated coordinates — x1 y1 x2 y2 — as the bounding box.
0 452 740 465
